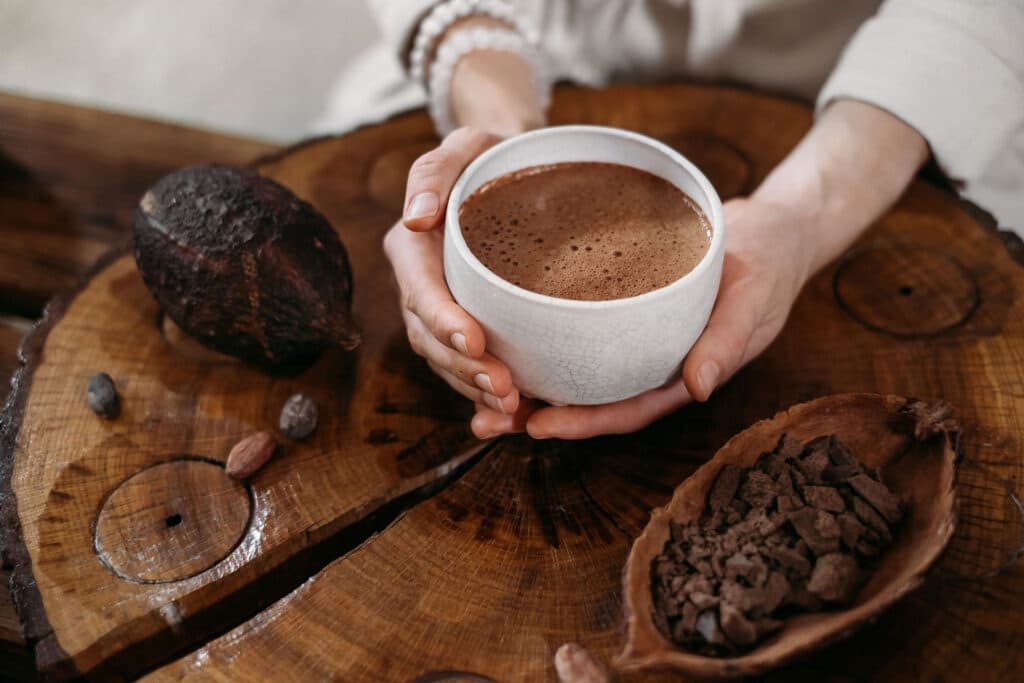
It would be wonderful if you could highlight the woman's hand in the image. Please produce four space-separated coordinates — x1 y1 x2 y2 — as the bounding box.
384 35 547 432
471 99 928 440
384 127 523 415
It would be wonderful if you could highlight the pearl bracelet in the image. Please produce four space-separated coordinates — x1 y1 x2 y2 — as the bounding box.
427 26 551 137
409 0 537 90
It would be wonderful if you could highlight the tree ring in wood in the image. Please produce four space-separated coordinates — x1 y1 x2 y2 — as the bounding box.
94 458 252 584
658 131 754 200
833 243 979 338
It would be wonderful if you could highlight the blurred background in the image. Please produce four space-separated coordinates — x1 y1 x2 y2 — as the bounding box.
0 0 379 142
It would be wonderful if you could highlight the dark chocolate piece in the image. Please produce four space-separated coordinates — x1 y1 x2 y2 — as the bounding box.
807 553 862 603
847 474 903 524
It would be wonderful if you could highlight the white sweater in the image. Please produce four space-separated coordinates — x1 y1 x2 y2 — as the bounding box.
318 0 1024 230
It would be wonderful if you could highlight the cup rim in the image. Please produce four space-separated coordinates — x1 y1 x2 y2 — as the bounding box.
446 125 725 310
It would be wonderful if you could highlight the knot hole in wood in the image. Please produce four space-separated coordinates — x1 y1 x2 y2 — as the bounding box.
93 458 252 584
833 243 980 338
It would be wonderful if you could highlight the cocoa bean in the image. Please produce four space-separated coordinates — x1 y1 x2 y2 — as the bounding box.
226 430 278 479
87 372 120 419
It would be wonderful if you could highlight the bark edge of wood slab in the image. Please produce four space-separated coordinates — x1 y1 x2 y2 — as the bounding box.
617 393 959 679
0 249 127 679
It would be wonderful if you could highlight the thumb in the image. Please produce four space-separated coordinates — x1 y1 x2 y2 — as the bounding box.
403 127 501 231
682 265 760 402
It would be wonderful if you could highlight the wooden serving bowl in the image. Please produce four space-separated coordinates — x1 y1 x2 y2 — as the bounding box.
616 394 959 678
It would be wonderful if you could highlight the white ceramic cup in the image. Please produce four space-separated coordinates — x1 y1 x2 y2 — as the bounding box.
444 125 724 406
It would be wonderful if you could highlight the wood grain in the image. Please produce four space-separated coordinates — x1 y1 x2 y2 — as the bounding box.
0 92 279 316
1 234 484 678
143 84 1024 681
4 83 1024 681
0 92 279 676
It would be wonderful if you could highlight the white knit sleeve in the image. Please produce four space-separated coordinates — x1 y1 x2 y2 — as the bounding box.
817 0 1024 186
367 0 440 68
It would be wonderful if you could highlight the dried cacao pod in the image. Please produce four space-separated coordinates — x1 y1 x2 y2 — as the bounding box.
133 164 359 368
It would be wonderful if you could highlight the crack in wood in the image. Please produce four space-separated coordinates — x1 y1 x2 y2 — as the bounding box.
88 438 502 681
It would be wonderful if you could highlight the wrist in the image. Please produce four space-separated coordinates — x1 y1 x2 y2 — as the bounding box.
450 49 547 136
753 99 927 275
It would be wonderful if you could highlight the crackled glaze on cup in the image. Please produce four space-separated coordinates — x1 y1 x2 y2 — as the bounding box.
444 125 724 405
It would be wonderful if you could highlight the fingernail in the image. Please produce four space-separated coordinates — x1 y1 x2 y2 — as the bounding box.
406 192 439 220
450 332 468 354
474 373 495 394
698 361 721 399
482 392 507 414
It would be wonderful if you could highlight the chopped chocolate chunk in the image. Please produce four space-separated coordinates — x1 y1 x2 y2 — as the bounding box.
764 544 812 578
740 470 778 508
744 508 780 536
802 485 847 513
720 603 759 646
798 446 830 483
777 433 806 460
847 474 903 524
837 513 866 551
651 433 903 656
776 495 803 514
762 571 791 613
775 469 797 497
725 553 769 587
711 553 726 578
709 465 744 510
721 528 741 554
850 496 893 544
807 553 862 603
822 437 862 482
790 467 808 487
788 508 841 556
675 602 699 639
856 538 883 557
653 557 673 582
691 591 720 610
815 511 841 538
684 575 713 596
696 610 728 646
729 498 751 516
720 580 760 614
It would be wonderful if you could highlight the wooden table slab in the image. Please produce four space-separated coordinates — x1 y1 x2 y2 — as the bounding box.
4 84 1024 681
0 92 279 681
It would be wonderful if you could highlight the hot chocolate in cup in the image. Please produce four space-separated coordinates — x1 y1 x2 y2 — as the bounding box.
444 125 725 406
